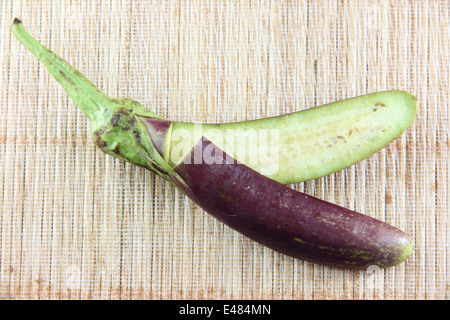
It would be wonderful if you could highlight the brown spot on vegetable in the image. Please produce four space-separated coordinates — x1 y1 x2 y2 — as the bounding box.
59 70 75 86
373 102 387 112
153 163 168 175
74 69 84 78
94 131 107 149
111 113 121 127
133 129 141 143
113 145 120 154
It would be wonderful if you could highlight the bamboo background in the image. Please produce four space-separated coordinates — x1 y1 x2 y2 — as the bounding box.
0 0 448 300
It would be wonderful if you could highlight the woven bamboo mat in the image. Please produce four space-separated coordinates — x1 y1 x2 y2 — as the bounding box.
0 0 448 300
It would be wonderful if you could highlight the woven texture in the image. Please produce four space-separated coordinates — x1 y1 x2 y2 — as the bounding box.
0 0 448 299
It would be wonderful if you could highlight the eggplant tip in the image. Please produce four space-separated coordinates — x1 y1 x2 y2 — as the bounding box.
401 239 414 262
13 17 22 25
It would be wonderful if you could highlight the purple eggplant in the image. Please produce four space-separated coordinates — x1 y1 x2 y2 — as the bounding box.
169 137 413 269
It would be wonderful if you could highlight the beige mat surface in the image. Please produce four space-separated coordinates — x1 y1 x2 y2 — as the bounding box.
0 0 448 299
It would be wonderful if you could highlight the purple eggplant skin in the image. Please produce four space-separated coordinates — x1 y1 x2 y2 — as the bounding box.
172 137 413 270
144 119 172 157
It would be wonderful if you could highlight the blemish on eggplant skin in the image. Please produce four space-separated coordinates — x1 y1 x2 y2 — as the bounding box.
111 114 121 127
74 69 84 78
224 208 238 216
153 163 168 175
59 70 75 86
373 102 387 112
133 129 141 143
94 132 107 149
222 182 237 192
280 202 289 209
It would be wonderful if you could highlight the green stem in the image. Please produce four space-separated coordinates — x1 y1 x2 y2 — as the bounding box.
12 18 110 121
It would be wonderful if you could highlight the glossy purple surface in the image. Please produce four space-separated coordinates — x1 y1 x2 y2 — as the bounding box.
173 137 411 269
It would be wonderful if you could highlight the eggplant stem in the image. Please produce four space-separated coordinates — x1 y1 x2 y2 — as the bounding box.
12 18 109 121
